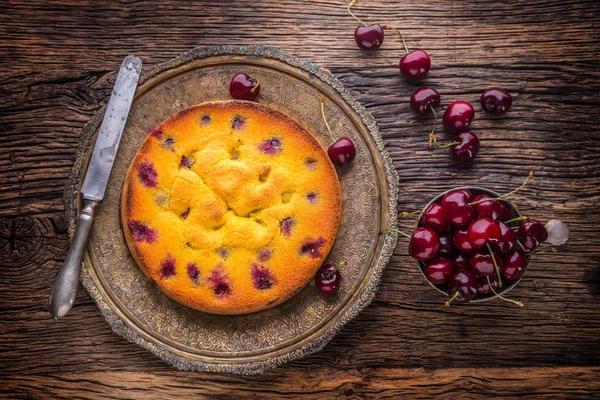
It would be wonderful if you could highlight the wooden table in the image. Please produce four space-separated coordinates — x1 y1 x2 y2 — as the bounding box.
2 0 599 398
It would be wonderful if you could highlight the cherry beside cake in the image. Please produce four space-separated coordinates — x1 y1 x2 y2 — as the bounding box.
121 100 341 314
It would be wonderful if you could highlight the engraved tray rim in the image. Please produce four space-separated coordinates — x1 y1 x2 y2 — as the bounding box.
64 45 399 375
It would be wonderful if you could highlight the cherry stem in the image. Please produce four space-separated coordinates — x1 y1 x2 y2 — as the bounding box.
486 243 503 288
487 276 524 308
325 261 346 279
532 247 557 255
382 24 409 54
250 83 259 94
347 0 367 27
468 171 534 206
516 240 530 253
320 97 336 143
430 134 459 149
505 216 528 224
445 291 460 307
399 210 422 218
385 227 412 239
427 106 438 149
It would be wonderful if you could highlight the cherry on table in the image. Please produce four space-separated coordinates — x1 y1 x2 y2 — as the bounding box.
229 73 260 101
422 203 449 232
443 101 475 133
400 50 431 80
409 227 440 261
502 249 528 280
424 256 454 285
446 269 478 305
518 219 548 251
410 87 440 115
481 87 512 115
450 131 480 162
453 227 475 255
315 263 342 297
354 24 384 50
468 218 502 249
473 195 509 221
470 248 503 277
441 189 475 227
490 221 517 254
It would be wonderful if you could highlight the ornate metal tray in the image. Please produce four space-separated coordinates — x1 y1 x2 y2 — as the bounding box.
65 45 399 374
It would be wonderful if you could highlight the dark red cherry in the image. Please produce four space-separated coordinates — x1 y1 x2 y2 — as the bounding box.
410 87 440 115
441 189 474 227
328 137 356 166
457 189 474 203
518 219 548 251
451 131 480 162
467 218 502 249
424 256 454 285
470 248 503 277
453 227 475 255
443 101 475 133
453 253 469 270
490 221 517 254
446 269 478 303
438 232 457 257
477 274 500 295
501 249 528 280
354 24 384 50
473 195 510 221
399 50 431 80
229 73 260 101
481 87 512 115
315 263 341 297
409 227 440 261
422 203 449 232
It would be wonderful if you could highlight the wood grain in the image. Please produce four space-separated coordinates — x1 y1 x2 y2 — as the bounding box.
1 0 599 397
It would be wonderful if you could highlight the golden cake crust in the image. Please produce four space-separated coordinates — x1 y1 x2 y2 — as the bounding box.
121 100 341 314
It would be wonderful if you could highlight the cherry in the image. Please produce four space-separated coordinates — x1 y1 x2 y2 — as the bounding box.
443 101 475 133
409 227 440 261
477 274 500 295
470 248 503 277
438 232 457 257
354 24 384 50
490 221 517 254
473 195 509 221
327 137 357 166
410 87 440 115
229 73 260 101
453 227 475 255
422 203 449 232
400 50 431 80
502 249 528 280
518 219 548 251
441 189 474 227
468 218 501 249
453 253 469 270
446 269 478 305
450 131 480 162
481 87 512 115
315 263 342 297
424 256 454 285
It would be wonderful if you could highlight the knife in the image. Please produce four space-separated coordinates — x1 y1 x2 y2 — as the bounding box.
49 55 142 318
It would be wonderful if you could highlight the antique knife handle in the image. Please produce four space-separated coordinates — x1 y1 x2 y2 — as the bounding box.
49 200 98 318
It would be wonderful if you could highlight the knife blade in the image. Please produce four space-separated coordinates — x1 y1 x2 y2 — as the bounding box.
49 55 142 318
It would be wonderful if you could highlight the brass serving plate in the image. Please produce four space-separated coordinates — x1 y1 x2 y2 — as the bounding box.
65 45 399 374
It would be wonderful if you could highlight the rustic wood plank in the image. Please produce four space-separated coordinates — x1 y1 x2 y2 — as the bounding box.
1 0 600 397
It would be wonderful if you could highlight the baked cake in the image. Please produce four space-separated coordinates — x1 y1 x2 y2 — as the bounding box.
121 100 341 314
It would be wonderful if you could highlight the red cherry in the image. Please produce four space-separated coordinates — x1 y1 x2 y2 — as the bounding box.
467 218 502 249
453 227 475 255
315 263 342 297
473 195 510 221
424 256 454 284
477 274 500 295
409 227 440 261
410 87 440 115
490 221 517 254
399 50 431 80
453 253 470 270
422 203 449 232
229 73 260 101
442 101 475 133
441 189 474 227
469 248 503 277
501 249 528 280
518 219 548 251
446 269 478 304
327 137 356 166
438 232 457 257
450 132 480 162
354 24 384 50
481 87 512 115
